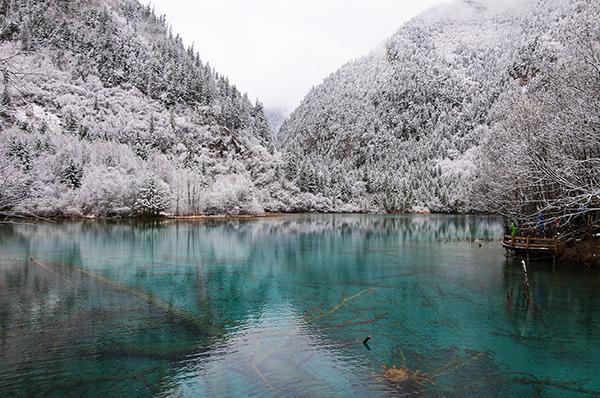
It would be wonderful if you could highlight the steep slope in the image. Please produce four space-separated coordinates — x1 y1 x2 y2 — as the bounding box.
0 0 298 216
279 0 573 213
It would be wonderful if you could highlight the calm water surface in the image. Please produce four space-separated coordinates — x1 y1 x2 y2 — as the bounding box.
0 215 599 397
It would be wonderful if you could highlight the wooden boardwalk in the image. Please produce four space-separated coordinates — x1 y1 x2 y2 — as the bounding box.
502 235 561 256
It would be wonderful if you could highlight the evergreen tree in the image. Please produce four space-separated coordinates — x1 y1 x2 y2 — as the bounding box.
251 101 273 149
19 19 30 50
149 114 155 136
134 176 171 216
8 138 30 172
169 110 176 132
60 158 83 189
64 112 77 135
1 72 10 107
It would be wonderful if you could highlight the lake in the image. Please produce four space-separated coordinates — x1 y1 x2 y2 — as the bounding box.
0 215 599 397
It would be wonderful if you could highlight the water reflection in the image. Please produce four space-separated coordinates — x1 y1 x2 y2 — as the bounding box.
0 215 598 397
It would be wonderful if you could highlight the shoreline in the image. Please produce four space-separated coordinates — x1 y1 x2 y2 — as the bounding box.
1 211 497 223
164 213 287 221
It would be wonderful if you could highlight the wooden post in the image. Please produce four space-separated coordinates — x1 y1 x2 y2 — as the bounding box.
522 260 531 305
553 238 558 270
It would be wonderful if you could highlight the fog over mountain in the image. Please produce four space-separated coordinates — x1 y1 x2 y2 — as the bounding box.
265 108 286 135
148 0 448 113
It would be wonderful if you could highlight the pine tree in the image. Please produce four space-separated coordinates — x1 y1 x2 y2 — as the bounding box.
251 101 273 149
1 72 10 107
8 138 30 171
284 150 300 180
19 19 31 50
60 158 83 189
133 133 149 160
169 110 176 132
298 163 318 193
64 112 77 135
38 121 48 135
134 176 171 216
78 125 89 139
149 114 155 136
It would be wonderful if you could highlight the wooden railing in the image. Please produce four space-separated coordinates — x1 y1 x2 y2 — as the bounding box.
502 235 560 254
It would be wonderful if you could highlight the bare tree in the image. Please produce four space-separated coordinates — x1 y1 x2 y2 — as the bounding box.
475 0 600 235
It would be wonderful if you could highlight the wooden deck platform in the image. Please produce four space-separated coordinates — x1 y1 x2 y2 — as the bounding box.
502 235 561 255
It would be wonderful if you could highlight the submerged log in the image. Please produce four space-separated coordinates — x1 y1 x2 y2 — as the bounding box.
29 258 221 336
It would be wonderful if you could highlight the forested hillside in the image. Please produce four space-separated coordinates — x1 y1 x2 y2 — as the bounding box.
1 0 597 218
0 0 310 217
279 0 597 215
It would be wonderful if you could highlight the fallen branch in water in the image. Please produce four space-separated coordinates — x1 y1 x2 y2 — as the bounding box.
29 258 220 336
254 288 376 370
311 288 375 322
319 312 388 331
250 362 279 396
512 373 595 395
0 220 37 226
29 258 70 284
431 352 483 378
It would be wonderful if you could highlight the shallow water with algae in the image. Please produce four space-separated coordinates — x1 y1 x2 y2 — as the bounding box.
0 215 599 397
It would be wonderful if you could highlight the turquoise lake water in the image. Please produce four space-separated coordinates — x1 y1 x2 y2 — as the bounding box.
0 215 599 397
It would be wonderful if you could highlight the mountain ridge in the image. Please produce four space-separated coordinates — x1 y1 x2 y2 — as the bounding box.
278 0 579 213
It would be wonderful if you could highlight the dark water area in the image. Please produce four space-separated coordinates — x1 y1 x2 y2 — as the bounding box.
0 215 599 397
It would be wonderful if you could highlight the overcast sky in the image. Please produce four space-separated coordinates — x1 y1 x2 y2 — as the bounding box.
148 0 448 114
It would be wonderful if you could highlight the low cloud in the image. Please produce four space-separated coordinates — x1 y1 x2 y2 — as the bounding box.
148 0 448 113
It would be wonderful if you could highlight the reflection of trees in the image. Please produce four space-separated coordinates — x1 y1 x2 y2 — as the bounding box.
233 214 504 243
501 260 600 339
0 215 506 335
0 215 509 396
497 261 600 396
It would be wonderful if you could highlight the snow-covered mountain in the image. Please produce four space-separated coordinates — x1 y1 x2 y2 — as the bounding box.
2 0 596 217
0 0 304 216
279 0 576 213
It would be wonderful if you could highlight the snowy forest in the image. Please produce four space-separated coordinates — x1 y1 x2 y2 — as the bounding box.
0 0 312 217
280 0 600 219
1 0 599 220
